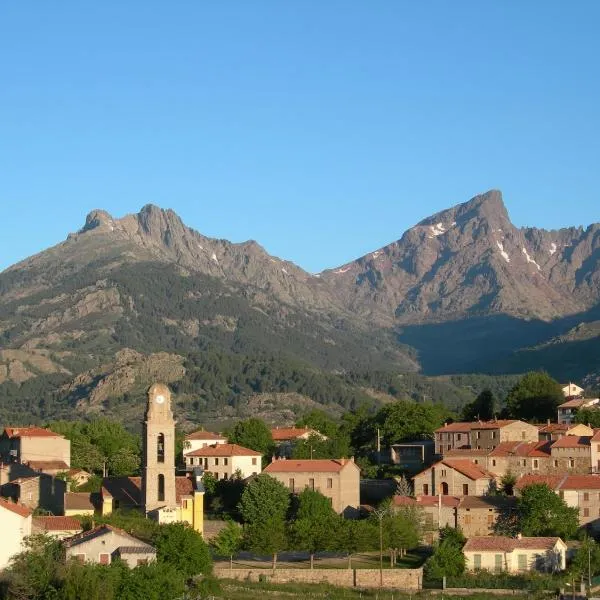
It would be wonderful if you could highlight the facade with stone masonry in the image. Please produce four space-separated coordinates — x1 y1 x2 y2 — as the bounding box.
434 420 538 455
0 498 32 570
0 426 71 473
464 536 566 573
412 459 495 497
184 443 261 479
64 524 156 567
263 457 360 516
0 471 66 513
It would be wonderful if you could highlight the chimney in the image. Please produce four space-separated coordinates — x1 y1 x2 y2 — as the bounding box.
516 533 522 539
547 419 550 426
340 458 346 466
350 456 354 463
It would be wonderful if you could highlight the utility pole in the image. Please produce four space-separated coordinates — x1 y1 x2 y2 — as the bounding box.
373 506 388 588
376 428 381 465
589 541 592 589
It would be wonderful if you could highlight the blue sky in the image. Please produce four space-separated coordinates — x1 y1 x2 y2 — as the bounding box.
1 2 599 273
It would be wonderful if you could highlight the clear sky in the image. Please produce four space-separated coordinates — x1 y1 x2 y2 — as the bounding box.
1 2 599 273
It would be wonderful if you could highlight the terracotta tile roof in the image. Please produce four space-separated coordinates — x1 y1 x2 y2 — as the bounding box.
184 430 227 441
490 441 551 457
64 524 153 549
271 427 318 441
470 420 518 430
64 492 96 511
416 495 461 508
515 474 564 491
464 536 561 552
458 495 517 510
2 427 63 439
592 430 600 442
67 468 90 477
559 399 589 409
26 460 70 471
185 443 261 457
537 423 569 433
264 458 357 473
435 422 474 433
101 475 195 505
558 475 600 490
551 436 591 448
0 497 32 518
441 459 494 480
392 496 417 506
33 516 82 531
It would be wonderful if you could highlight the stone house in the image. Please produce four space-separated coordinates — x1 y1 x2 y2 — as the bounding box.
435 423 472 454
32 516 83 540
457 495 517 537
549 436 591 473
64 524 156 567
464 536 566 573
413 459 495 497
537 423 592 442
1 472 66 513
390 440 435 472
487 441 553 478
183 430 227 455
263 457 360 517
271 427 327 458
184 443 261 479
589 430 600 474
0 427 70 472
0 498 32 570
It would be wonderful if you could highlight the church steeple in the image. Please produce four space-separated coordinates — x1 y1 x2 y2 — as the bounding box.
142 383 177 513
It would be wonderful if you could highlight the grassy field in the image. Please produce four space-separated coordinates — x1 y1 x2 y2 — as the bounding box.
215 551 427 571
213 579 554 600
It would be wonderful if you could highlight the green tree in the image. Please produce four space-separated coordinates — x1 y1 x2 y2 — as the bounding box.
505 372 563 422
153 522 212 578
238 474 290 525
575 408 600 428
336 518 378 568
244 516 288 570
296 410 339 438
291 433 352 460
461 389 497 421
395 475 413 496
425 526 466 579
117 562 186 600
570 535 600 581
227 418 274 456
107 447 140 476
211 520 243 570
382 506 423 565
61 560 124 600
500 471 517 496
517 483 579 539
290 489 338 568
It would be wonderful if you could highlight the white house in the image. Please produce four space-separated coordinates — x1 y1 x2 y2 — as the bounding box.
0 498 32 570
184 443 262 480
183 430 227 455
562 383 584 398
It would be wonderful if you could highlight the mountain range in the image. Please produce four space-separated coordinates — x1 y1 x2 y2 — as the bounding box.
1 190 599 427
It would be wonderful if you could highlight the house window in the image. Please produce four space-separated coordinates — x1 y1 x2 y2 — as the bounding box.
569 459 575 468
308 478 315 490
441 469 447 476
492 459 496 467
597 444 600 452
473 554 482 569
75 554 85 563
492 431 496 439
288 478 295 490
223 473 228 480
99 553 110 565
487 514 494 525
584 508 590 517
554 460 559 468
477 432 481 439
224 458 228 466
183 500 188 509
252 458 257 466
521 459 527 467
474 460 479 464
560 491 564 499
533 459 539 469
517 554 527 572
522 431 526 440
447 445 451 451
584 493 590 501
214 458 219 466
157 433 165 463
158 474 165 502
327 478 333 489
462 484 469 496
494 554 503 572
423 484 429 495
464 515 471 524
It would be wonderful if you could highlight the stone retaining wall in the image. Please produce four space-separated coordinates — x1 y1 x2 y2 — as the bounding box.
214 567 422 590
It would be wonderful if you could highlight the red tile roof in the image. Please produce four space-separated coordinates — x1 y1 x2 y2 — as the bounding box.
551 436 591 448
441 459 494 481
391 496 417 507
417 495 461 508
464 536 562 552
0 498 32 518
33 516 82 531
26 460 70 471
444 449 490 457
2 427 62 439
264 458 357 473
559 399 589 409
64 492 96 511
185 443 261 457
489 441 551 457
515 474 564 491
435 422 474 433
558 475 600 490
537 423 569 433
271 427 315 441
184 430 227 441
470 420 518 430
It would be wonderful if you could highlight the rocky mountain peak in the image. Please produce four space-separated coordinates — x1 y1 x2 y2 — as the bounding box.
80 209 114 233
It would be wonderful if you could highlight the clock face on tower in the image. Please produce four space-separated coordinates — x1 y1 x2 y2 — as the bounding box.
155 394 165 404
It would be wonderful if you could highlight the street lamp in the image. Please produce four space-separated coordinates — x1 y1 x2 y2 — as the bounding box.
373 506 389 588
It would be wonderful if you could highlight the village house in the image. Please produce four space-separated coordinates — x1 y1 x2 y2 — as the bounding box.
0 472 66 513
66 468 92 487
183 443 261 479
64 492 96 517
590 430 600 474
463 536 566 573
0 498 32 570
537 423 592 442
549 436 591 472
271 427 327 458
0 427 71 473
183 430 227 454
434 420 538 455
557 398 600 425
63 524 156 567
457 495 517 537
32 515 83 540
263 457 360 517
389 440 435 472
562 383 585 398
413 459 495 497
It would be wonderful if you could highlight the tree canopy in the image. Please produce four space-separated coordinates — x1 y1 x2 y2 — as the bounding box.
461 389 497 421
227 418 274 456
505 372 563 422
238 474 290 525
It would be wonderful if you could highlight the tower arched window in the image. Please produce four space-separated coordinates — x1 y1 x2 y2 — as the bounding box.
158 474 165 502
157 433 165 463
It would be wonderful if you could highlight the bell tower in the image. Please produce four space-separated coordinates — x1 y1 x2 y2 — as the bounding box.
142 383 177 513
